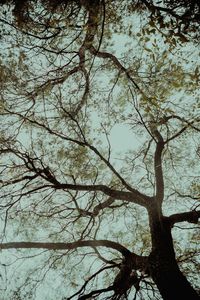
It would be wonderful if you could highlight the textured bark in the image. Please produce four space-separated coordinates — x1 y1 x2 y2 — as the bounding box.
148 207 200 300
145 127 200 299
149 246 200 300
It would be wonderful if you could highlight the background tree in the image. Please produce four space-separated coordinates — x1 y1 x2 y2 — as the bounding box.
0 1 200 299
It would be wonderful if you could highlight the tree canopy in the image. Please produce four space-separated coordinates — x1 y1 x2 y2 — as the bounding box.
0 1 200 299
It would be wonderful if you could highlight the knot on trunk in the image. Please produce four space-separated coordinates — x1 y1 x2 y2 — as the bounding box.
113 260 140 296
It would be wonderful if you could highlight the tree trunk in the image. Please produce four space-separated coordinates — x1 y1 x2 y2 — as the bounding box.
148 209 200 300
148 249 199 300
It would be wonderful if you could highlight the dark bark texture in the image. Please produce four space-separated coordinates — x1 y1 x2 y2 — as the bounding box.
148 209 200 300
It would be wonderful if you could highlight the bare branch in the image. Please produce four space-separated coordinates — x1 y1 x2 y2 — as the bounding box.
151 128 165 207
0 239 147 264
50 182 149 208
165 126 188 144
166 210 200 226
89 46 143 93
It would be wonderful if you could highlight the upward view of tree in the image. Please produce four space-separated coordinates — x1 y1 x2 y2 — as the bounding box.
0 1 200 299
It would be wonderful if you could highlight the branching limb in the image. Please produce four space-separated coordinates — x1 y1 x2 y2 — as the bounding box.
77 286 113 300
0 239 148 268
67 265 117 300
1 131 150 207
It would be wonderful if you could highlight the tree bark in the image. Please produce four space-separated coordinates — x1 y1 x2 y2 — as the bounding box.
148 206 200 300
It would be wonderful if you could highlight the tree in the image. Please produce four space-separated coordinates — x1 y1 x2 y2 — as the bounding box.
0 1 200 299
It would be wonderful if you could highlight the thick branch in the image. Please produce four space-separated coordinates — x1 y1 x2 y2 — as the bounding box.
55 183 148 207
152 129 165 207
93 196 114 216
166 210 200 226
0 239 128 253
82 0 100 49
0 239 148 268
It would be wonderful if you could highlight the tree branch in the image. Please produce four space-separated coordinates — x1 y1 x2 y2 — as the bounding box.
164 115 200 131
0 239 148 268
3 109 148 199
151 128 165 208
67 265 116 300
165 126 188 143
89 46 142 93
166 210 200 226
1 143 150 207
54 182 149 208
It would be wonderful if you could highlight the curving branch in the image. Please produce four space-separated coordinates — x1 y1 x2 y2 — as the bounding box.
77 286 113 300
89 46 142 93
0 17 62 40
164 115 200 130
165 126 188 143
67 265 117 300
163 115 200 143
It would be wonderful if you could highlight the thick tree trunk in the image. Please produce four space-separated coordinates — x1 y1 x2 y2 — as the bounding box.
148 208 200 300
148 249 199 300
